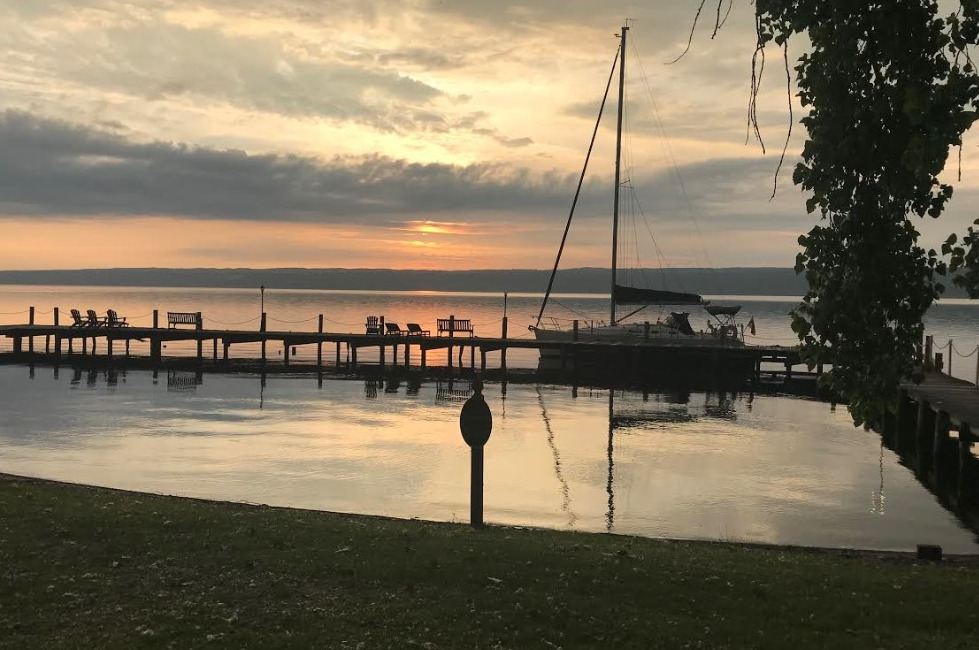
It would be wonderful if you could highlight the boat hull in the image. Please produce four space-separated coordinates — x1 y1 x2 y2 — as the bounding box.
532 324 753 386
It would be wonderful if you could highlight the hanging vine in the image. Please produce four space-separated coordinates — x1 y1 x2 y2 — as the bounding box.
682 0 979 426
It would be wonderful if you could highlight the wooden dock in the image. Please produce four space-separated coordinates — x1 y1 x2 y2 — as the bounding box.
0 316 803 381
881 373 979 532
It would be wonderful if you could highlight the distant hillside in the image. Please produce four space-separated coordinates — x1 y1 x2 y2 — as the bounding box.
0 267 810 296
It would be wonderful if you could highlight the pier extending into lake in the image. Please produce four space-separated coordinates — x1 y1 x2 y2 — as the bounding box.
0 307 804 381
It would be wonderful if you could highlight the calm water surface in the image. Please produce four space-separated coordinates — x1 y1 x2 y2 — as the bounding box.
1 363 977 553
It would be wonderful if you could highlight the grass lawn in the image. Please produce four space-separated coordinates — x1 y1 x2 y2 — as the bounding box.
2 473 978 649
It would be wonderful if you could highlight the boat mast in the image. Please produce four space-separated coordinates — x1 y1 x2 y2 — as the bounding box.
610 24 628 326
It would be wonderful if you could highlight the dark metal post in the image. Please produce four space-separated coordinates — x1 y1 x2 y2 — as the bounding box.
153 309 159 329
460 379 493 528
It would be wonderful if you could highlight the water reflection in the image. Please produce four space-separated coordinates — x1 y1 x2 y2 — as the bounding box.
1 363 978 553
882 411 979 534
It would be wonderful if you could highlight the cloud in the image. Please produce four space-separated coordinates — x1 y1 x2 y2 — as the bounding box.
0 110 579 222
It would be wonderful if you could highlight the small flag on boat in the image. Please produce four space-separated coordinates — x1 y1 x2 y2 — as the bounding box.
748 317 756 336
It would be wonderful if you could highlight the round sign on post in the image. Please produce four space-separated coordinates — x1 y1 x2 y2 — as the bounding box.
460 378 493 527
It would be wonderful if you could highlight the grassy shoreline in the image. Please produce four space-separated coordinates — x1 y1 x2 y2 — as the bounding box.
2 473 978 649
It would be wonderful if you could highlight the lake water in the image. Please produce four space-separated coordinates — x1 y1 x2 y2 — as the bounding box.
1 285 978 552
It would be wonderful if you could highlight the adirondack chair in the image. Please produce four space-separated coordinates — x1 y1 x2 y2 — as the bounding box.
406 323 430 336
86 309 106 326
385 322 407 335
106 309 129 327
365 315 381 335
69 309 86 327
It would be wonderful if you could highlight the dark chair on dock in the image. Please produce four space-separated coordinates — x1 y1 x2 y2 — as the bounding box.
69 309 86 327
86 309 106 327
106 309 129 327
385 322 407 336
406 323 430 336
365 316 382 335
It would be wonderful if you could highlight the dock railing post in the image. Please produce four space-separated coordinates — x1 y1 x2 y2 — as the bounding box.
448 314 455 370
925 335 934 370
153 310 159 329
317 314 323 368
53 307 61 357
501 316 508 373
260 312 267 361
29 306 34 325
948 339 953 377
196 312 203 360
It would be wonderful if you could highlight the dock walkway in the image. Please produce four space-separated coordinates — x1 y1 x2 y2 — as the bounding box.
0 319 801 379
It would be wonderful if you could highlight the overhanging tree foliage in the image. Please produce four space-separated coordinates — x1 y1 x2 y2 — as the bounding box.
688 0 979 425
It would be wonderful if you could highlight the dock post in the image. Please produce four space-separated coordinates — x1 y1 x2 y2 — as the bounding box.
317 315 323 369
28 307 34 353
336 341 341 367
573 320 579 342
213 338 218 361
933 410 951 471
404 341 410 368
421 346 427 369
480 348 487 372
644 321 649 341
915 399 936 467
196 312 203 360
13 336 22 354
957 424 974 504
284 340 290 366
351 346 358 369
448 315 455 370
153 309 159 328
260 313 267 361
52 307 59 355
925 335 934 369
223 340 230 361
948 339 954 376
470 345 475 369
501 316 508 373
894 390 910 452
975 346 979 386
107 336 114 358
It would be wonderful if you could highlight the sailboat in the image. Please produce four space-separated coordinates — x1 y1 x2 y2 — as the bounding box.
530 24 749 354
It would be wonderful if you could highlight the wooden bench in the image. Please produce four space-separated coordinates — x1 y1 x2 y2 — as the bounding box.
167 311 201 329
437 318 474 337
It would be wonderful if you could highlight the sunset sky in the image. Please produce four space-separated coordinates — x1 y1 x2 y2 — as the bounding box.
1 0 977 271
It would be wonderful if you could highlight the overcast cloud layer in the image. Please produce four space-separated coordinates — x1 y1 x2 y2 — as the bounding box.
0 0 975 270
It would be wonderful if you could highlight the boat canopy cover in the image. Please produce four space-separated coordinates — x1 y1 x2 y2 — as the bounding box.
704 305 741 317
613 284 703 306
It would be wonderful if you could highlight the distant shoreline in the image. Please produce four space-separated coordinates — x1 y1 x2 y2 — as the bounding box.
0 267 810 296
0 267 972 299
